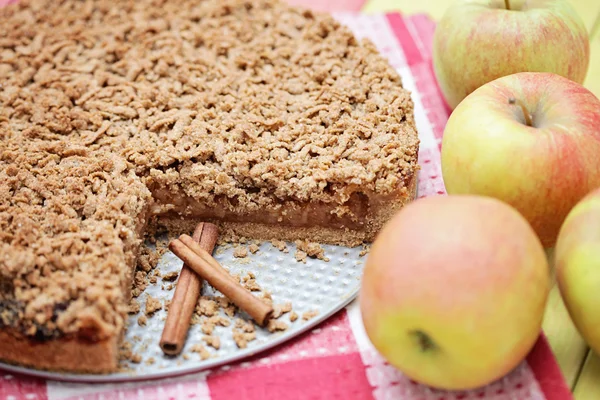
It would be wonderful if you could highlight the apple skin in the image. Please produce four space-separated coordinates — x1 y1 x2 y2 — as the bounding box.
433 0 589 109
555 187 600 355
441 72 600 248
359 195 550 391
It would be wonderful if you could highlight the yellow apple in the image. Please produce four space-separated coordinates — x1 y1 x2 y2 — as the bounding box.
433 0 590 109
359 195 550 391
555 187 600 354
441 72 600 248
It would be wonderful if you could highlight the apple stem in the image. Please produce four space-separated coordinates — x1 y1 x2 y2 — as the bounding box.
508 97 533 127
504 0 510 10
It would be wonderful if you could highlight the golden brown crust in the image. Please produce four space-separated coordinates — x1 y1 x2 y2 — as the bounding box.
0 328 118 374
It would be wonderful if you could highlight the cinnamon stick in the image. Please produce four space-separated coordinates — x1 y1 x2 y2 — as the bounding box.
169 236 274 327
159 223 219 356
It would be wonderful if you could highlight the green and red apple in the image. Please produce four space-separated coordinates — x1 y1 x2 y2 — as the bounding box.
441 72 600 248
433 0 590 109
359 195 550 391
555 187 600 355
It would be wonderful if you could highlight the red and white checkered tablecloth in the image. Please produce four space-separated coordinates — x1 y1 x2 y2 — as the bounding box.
0 1 573 399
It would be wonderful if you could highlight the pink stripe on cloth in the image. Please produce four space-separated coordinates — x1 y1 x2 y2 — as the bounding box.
527 335 574 400
208 353 373 400
386 13 423 66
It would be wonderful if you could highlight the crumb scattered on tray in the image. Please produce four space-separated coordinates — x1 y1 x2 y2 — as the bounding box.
267 319 289 333
216 296 237 317
183 354 190 360
190 344 211 360
137 246 161 273
261 291 273 306
149 275 158 284
128 299 140 314
164 299 171 311
271 240 288 253
197 297 219 317
272 302 293 319
162 271 179 281
119 342 133 361
235 318 256 333
233 246 248 258
202 315 231 335
242 272 262 292
233 329 257 349
146 357 155 366
295 240 329 261
248 243 260 254
359 244 371 257
203 335 221 350
137 315 148 326
131 353 142 364
290 311 299 322
132 271 148 298
295 250 307 264
302 310 319 321
145 295 162 315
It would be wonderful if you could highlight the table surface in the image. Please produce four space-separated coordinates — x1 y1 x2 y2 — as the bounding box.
361 0 600 398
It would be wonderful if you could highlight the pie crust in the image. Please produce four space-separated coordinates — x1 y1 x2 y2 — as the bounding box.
0 0 420 373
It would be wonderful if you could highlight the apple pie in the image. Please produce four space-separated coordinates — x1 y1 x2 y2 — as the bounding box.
0 0 419 373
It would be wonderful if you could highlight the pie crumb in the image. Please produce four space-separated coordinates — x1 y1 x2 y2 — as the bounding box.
295 250 307 264
273 302 293 319
190 344 211 360
216 296 237 317
145 357 155 366
145 295 163 315
233 329 257 349
203 335 221 350
248 244 260 254
233 246 248 258
359 244 371 257
162 271 179 281
131 354 142 364
235 318 256 333
119 342 133 361
267 319 288 333
183 354 190 360
137 315 148 326
290 311 299 322
261 291 273 306
302 310 319 321
128 300 140 314
295 240 329 261
271 240 288 253
197 297 219 317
